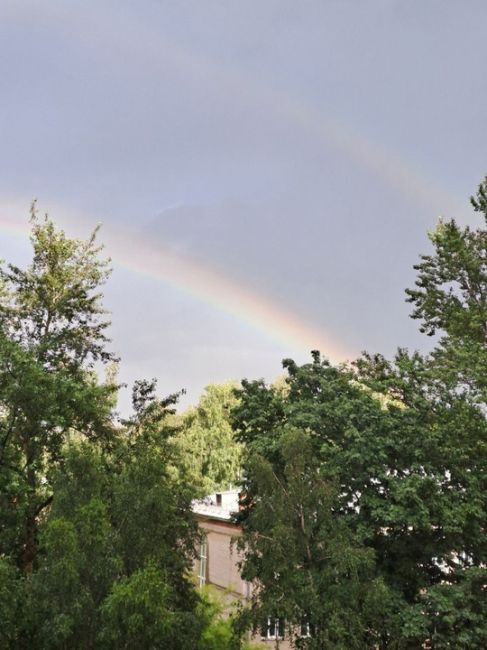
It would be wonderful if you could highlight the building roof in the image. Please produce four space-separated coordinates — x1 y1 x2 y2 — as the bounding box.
192 489 240 522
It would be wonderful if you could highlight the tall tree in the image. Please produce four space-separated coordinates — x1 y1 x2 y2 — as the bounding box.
400 176 487 647
235 426 383 650
0 206 116 572
233 178 487 648
233 355 429 648
0 210 250 649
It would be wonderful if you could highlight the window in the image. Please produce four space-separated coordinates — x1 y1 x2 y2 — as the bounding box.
300 620 311 638
260 617 285 640
198 537 208 587
244 580 251 599
300 618 317 639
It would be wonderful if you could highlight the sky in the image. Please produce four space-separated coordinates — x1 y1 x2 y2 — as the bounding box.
1 1 486 413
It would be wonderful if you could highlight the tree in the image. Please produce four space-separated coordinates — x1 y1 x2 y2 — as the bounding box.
99 561 203 650
0 210 251 649
232 177 487 648
0 205 116 572
235 427 383 650
234 354 437 648
0 211 254 649
0 555 23 646
174 383 242 495
19 381 206 649
234 355 486 649
406 175 487 401
401 175 487 646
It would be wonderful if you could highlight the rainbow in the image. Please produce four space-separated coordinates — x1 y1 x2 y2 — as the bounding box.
104 23 466 219
4 1 465 219
0 207 351 362
106 226 351 361
0 6 469 361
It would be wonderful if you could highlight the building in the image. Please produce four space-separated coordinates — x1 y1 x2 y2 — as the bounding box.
192 490 293 648
192 490 247 597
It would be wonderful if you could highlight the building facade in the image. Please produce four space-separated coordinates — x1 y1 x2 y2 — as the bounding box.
193 491 293 648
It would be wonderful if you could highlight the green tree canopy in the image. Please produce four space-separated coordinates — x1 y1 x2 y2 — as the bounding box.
233 177 487 648
174 382 242 495
0 211 246 649
0 206 116 573
24 410 202 649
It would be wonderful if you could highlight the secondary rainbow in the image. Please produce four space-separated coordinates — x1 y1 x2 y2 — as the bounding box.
131 30 467 219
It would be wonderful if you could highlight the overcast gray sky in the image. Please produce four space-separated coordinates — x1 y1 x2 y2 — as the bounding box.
1 1 486 413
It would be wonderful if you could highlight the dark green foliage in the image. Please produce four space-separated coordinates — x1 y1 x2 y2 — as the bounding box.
234 348 487 647
422 568 487 649
0 555 23 646
236 427 381 649
233 177 487 648
19 381 203 649
234 355 427 648
0 212 243 649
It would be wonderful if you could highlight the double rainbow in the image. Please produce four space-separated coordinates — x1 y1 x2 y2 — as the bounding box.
0 6 467 363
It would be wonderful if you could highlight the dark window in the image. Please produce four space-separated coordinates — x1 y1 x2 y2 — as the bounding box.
260 617 285 640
